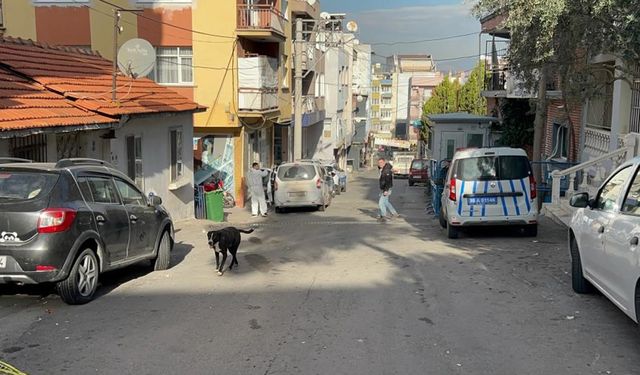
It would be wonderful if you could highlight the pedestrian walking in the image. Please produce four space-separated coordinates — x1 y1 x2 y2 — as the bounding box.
247 162 269 217
377 157 399 222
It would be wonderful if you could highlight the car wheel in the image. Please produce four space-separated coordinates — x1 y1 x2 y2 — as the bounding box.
274 206 282 214
447 223 459 239
153 231 171 271
57 248 99 305
570 236 594 294
523 224 538 237
439 209 447 229
409 179 414 187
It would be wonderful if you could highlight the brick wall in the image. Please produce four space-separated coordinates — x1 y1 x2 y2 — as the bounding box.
543 99 583 162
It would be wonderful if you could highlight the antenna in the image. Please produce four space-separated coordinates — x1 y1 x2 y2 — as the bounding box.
117 38 156 79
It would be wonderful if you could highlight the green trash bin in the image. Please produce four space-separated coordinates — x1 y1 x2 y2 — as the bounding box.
205 190 224 222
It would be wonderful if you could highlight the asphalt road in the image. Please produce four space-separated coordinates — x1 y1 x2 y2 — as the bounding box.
2 170 640 375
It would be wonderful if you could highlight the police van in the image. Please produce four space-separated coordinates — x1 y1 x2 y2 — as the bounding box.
439 147 538 239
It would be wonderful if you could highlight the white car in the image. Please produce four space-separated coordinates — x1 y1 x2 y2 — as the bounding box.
440 147 538 239
569 158 640 322
273 162 332 212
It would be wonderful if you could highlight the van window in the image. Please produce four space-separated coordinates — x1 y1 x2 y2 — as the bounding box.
0 171 58 201
455 157 497 181
499 156 532 180
454 155 532 181
411 160 424 169
277 165 316 181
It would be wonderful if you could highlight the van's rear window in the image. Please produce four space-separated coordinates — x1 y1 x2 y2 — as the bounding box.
0 171 59 200
277 165 316 181
454 156 531 181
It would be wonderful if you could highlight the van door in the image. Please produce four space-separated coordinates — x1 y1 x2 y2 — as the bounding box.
441 132 465 160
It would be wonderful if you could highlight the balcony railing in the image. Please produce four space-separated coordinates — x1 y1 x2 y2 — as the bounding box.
237 4 286 37
238 55 279 113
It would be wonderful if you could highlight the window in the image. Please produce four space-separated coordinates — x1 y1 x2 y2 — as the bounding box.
170 128 184 182
277 165 316 181
84 177 120 204
467 134 484 148
596 166 632 212
151 47 193 85
114 179 146 206
126 135 144 189
551 123 569 159
623 169 640 215
0 172 58 201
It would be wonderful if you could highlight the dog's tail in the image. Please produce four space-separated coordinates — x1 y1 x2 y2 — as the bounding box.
238 228 255 234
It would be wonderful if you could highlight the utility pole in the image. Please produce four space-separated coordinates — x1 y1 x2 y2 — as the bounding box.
293 17 304 161
112 9 121 102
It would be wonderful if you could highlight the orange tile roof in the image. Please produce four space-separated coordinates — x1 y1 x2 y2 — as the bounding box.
0 67 115 132
0 37 204 120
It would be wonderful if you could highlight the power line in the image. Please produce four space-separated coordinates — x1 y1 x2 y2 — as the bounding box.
94 0 236 40
370 31 479 46
72 0 235 44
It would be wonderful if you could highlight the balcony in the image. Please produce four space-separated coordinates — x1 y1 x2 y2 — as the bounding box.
482 68 536 99
237 56 280 118
297 95 325 127
237 4 287 42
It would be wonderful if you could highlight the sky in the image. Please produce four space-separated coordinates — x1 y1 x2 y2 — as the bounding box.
318 0 483 73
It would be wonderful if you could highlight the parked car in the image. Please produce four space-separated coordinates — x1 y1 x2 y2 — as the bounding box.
408 159 429 186
273 162 332 212
439 147 538 239
392 153 414 178
0 158 173 304
569 157 640 323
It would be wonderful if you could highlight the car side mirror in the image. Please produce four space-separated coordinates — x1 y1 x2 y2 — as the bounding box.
569 192 590 208
148 193 162 206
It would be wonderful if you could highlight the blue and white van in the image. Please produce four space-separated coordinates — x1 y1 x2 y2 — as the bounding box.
440 147 538 239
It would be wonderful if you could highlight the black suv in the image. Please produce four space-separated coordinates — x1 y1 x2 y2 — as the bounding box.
0 158 174 304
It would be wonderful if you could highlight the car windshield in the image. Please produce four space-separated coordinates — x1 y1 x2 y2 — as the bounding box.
0 171 59 200
454 155 531 181
411 160 424 169
277 165 316 181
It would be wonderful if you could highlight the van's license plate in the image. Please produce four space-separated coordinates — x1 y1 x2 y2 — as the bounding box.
468 197 498 205
0 256 6 269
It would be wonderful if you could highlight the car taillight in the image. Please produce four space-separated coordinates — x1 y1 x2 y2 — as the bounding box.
316 179 322 189
449 178 456 201
37 209 77 233
529 175 537 200
36 265 57 272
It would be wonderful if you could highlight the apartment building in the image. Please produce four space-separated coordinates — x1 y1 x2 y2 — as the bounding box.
0 0 294 207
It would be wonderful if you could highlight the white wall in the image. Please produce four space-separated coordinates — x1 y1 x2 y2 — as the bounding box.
112 114 195 221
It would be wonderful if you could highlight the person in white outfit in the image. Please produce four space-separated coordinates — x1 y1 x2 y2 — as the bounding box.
247 162 269 217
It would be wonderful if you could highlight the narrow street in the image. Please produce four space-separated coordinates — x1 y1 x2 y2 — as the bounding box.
2 171 640 375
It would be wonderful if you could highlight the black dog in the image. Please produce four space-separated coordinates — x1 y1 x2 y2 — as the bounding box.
206 227 255 276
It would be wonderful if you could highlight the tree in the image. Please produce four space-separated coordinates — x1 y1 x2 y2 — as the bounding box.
472 0 640 184
422 76 461 116
459 62 488 115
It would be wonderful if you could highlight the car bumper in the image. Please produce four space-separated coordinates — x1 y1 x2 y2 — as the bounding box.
447 212 538 227
0 255 62 284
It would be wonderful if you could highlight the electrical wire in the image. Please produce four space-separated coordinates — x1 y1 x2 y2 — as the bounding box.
95 0 235 39
370 31 479 46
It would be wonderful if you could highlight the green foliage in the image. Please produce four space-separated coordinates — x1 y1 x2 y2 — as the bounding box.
422 76 462 116
459 62 488 115
495 99 535 148
473 0 640 101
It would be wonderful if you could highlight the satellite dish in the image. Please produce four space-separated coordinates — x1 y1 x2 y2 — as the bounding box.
320 12 331 20
307 0 316 5
117 38 156 78
346 21 358 33
356 95 364 102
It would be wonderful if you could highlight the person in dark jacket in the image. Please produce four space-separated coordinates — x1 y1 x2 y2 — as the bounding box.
377 157 399 221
